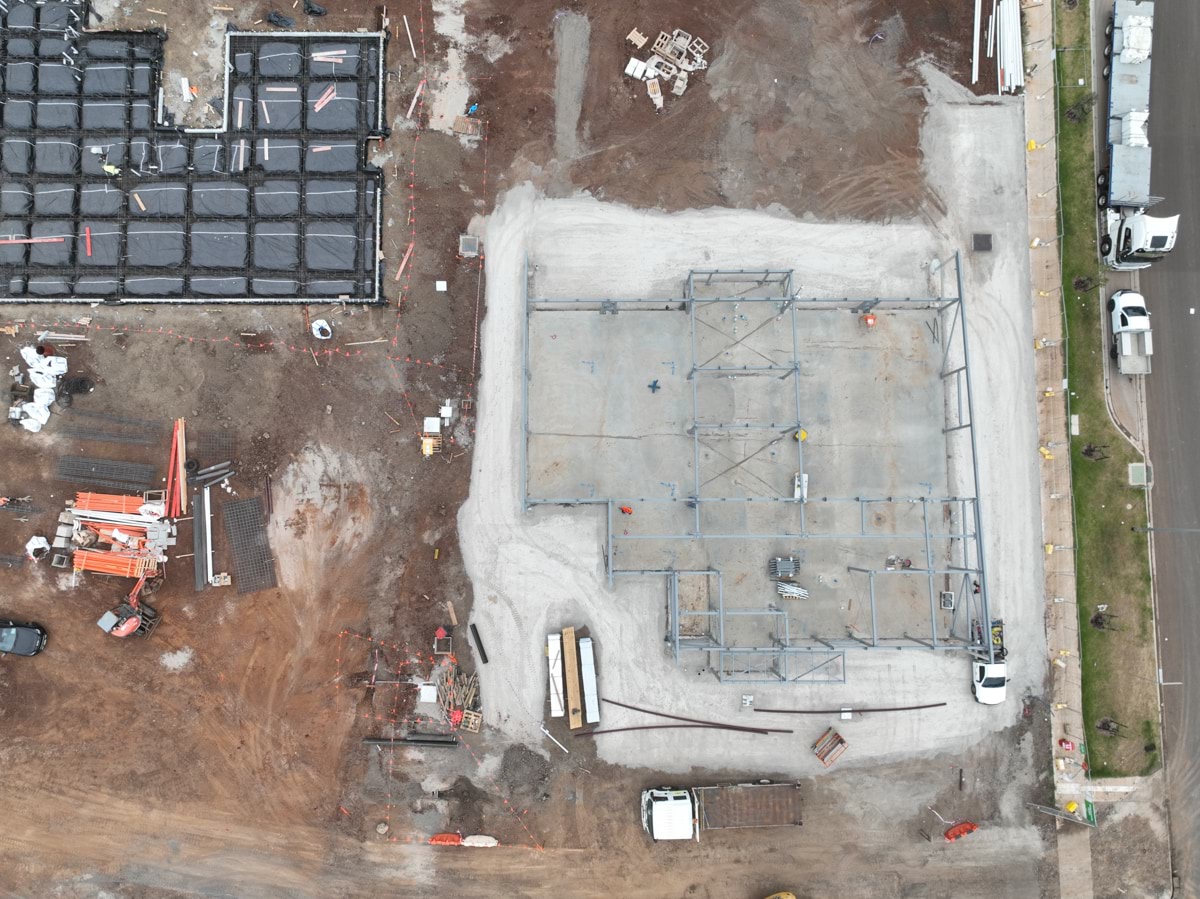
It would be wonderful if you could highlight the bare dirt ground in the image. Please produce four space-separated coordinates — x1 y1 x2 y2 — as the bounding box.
469 0 985 219
0 0 1070 896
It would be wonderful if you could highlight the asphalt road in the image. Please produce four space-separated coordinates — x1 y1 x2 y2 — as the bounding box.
1134 1 1200 894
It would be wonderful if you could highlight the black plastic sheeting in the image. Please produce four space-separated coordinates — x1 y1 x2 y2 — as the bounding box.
0 3 390 303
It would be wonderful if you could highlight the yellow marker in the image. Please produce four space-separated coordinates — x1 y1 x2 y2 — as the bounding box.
433 548 440 560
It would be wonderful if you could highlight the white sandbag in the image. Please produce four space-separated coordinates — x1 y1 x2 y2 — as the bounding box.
19 418 43 433
29 370 57 389
22 403 51 425
462 835 499 848
43 356 68 375
19 346 40 367
33 387 56 406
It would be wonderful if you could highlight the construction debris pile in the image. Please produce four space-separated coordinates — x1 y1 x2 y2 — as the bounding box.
623 27 709 111
437 661 482 733
420 399 457 458
59 491 176 577
8 345 68 433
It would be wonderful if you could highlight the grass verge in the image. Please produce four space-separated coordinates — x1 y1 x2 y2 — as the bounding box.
1055 0 1159 777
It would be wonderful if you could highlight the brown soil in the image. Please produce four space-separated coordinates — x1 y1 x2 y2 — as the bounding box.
470 0 986 220
0 0 1058 895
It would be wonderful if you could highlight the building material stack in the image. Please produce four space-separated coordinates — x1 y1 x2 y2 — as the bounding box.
62 491 176 578
623 26 709 110
438 662 482 732
163 418 188 517
548 626 601 728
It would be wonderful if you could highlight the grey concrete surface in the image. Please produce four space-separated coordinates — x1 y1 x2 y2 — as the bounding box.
526 299 966 649
1138 0 1200 894
552 12 590 161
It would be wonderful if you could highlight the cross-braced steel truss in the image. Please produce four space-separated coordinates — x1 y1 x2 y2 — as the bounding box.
522 255 998 682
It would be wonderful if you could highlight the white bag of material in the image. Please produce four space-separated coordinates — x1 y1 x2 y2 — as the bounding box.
19 418 42 433
22 402 50 425
24 535 50 559
29 370 56 389
33 387 56 406
462 835 499 848
43 355 68 376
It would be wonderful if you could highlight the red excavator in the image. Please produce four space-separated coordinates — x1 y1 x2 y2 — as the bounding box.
96 573 163 638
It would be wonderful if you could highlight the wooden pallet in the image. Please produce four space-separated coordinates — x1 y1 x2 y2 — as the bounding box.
812 728 848 767
460 710 482 733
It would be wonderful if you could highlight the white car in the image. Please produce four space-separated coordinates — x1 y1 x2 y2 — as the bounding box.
972 661 1009 704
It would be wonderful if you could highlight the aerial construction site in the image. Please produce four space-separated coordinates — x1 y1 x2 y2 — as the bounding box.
0 0 1174 897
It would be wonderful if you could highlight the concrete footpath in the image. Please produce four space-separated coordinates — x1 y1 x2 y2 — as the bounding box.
1020 1 1097 896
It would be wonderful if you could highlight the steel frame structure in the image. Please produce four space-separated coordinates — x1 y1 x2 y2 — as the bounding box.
522 255 998 682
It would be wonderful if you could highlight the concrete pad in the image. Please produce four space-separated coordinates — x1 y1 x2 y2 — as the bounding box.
461 82 1041 776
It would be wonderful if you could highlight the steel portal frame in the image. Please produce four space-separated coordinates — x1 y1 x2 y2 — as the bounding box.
522 256 997 682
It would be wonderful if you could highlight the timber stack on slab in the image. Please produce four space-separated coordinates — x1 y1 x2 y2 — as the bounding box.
562 626 584 730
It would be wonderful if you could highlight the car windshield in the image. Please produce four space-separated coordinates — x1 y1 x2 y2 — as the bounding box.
1125 305 1147 318
0 628 16 653
981 676 1006 688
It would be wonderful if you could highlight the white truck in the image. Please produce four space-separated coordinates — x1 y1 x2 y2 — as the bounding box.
971 619 1009 705
641 782 802 842
1099 0 1180 270
1109 289 1153 376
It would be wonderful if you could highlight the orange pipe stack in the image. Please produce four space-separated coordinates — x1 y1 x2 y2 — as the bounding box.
73 549 156 577
74 492 146 514
164 419 187 518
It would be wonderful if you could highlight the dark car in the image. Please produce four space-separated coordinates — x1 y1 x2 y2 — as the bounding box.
0 621 48 657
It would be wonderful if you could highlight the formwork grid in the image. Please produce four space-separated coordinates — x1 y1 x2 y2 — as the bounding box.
0 0 388 304
523 255 998 682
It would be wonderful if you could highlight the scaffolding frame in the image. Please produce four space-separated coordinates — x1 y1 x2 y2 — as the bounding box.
523 256 997 682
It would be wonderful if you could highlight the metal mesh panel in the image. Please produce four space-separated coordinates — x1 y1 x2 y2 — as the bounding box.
222 496 277 594
54 455 154 491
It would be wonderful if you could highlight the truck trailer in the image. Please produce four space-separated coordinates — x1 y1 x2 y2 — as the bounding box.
1099 0 1179 270
641 782 803 842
